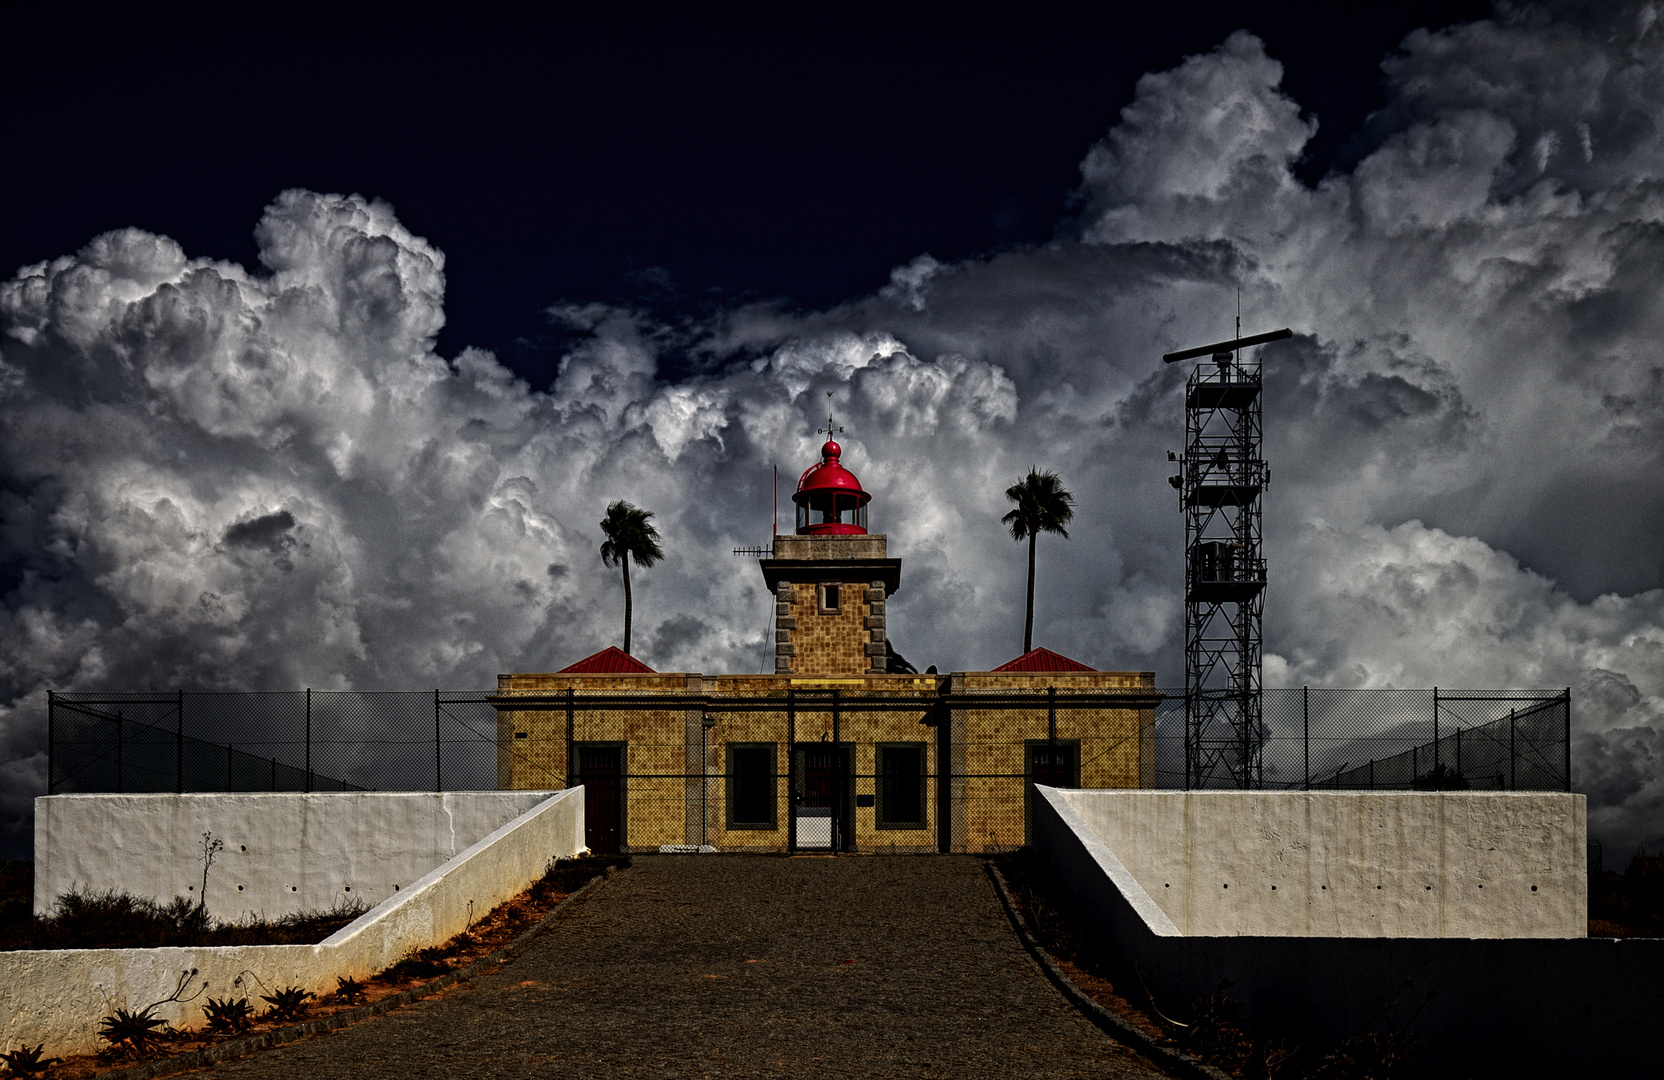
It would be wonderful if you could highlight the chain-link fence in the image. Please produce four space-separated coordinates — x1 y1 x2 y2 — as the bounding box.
49 685 1570 853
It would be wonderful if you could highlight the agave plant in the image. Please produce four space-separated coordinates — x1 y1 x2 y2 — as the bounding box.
0 1042 62 1076
98 1005 168 1058
333 975 368 1005
258 986 314 1023
202 995 255 1034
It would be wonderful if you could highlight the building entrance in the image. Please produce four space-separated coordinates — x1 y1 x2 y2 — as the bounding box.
578 744 623 854
1026 740 1079 845
793 743 851 851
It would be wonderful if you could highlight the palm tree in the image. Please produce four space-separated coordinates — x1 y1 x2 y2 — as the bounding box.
599 500 664 656
1002 468 1074 655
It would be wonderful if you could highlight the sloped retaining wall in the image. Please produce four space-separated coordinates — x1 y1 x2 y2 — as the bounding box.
34 791 560 922
1034 787 1663 1076
3 788 582 1057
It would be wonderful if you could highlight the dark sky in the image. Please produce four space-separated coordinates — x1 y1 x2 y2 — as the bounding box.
10 2 1664 859
5 2 1491 388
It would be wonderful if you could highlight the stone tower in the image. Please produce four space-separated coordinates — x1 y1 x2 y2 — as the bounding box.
759 437 901 675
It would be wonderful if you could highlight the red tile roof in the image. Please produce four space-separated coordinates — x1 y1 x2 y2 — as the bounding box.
557 647 656 674
991 647 1095 673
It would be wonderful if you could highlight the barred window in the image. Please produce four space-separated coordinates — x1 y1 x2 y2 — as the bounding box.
877 743 925 828
727 743 777 829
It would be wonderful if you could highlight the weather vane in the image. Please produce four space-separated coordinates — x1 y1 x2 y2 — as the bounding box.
817 391 844 439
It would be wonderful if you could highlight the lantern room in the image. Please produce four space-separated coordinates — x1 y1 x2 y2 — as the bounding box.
793 438 870 534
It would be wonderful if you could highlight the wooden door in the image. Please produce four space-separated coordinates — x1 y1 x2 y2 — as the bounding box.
579 745 623 854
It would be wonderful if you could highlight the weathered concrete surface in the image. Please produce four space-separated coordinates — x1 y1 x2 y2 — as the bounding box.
204 856 1173 1080
35 791 559 921
1060 789 1586 938
1035 786 1662 1076
3 788 582 1058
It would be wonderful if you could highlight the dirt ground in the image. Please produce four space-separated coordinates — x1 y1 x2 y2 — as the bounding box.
186 854 1173 1079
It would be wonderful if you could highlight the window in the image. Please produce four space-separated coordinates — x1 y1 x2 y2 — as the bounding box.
798 491 867 527
726 743 777 829
819 583 841 613
877 743 926 828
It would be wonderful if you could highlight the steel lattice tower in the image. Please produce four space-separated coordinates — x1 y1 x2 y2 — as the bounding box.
1164 328 1290 789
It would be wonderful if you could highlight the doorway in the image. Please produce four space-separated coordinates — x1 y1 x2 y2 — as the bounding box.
793 743 851 851
577 743 624 854
1025 740 1079 846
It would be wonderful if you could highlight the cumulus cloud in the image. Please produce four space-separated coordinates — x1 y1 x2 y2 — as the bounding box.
5 2 1664 856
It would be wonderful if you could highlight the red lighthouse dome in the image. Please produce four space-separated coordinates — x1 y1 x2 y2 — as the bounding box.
793 438 870 535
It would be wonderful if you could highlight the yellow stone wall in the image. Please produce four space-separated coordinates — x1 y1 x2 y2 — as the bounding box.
496 672 699 850
496 669 1153 854
787 581 870 676
953 669 1156 851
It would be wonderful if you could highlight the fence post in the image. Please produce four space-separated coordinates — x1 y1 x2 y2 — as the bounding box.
176 689 184 794
1456 727 1462 782
1432 686 1439 776
1369 758 1374 790
787 688 797 854
1509 708 1516 791
1564 687 1572 793
271 755 277 792
1183 691 1191 792
1047 686 1056 747
1303 686 1309 791
116 709 123 794
565 687 575 789
47 690 55 795
832 688 842 853
227 742 234 793
434 689 442 792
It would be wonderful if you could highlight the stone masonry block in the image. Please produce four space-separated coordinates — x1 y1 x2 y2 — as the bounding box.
776 603 792 616
866 588 885 602
777 644 797 656
871 629 886 642
864 616 885 630
776 630 793 642
864 643 887 656
869 601 885 616
777 617 798 629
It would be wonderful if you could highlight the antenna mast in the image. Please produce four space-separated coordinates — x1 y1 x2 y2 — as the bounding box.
1164 325 1291 789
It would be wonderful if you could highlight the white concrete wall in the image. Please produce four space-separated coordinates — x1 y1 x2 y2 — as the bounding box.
33 791 556 921
4 788 582 1058
1053 789 1586 938
1032 786 1664 1076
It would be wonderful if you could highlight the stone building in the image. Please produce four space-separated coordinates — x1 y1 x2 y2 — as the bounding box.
496 435 1155 853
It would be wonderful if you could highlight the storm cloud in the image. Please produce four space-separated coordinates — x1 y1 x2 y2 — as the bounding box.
4 3 1664 856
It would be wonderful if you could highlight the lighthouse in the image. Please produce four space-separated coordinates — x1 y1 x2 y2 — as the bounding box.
761 436 901 676
496 412 1155 855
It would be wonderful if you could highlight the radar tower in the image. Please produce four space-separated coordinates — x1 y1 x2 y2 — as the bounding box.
1163 325 1291 788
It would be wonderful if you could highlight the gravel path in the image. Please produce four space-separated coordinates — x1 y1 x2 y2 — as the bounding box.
207 855 1170 1079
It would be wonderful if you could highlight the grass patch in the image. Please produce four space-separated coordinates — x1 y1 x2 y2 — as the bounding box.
0 887 368 951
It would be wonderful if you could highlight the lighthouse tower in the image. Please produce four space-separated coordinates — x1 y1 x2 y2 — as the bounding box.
760 436 901 675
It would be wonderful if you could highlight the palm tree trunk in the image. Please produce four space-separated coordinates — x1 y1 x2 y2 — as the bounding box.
622 554 633 655
1024 530 1037 654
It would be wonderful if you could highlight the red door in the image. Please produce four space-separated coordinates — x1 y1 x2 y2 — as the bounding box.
579 746 622 854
